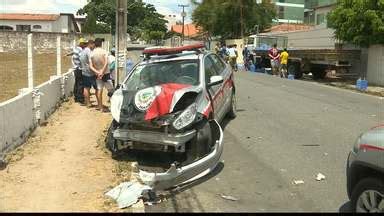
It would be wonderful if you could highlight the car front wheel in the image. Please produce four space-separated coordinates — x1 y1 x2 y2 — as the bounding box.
351 177 384 213
105 120 123 158
227 91 237 119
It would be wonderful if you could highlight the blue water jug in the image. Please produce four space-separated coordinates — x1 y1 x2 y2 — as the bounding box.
356 78 362 90
361 79 368 91
250 64 256 72
288 74 295 80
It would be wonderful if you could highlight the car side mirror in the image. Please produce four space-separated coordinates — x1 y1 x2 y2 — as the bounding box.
208 75 224 87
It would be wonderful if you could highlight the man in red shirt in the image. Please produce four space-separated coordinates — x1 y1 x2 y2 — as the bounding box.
268 44 280 76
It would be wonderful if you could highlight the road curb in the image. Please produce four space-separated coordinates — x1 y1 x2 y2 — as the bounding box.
327 82 384 97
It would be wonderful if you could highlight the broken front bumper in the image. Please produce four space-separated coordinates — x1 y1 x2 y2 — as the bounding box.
138 120 224 191
113 128 196 148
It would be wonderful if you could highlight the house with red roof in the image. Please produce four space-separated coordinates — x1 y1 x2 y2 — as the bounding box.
171 23 202 39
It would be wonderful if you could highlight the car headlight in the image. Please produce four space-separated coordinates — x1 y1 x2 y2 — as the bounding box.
111 89 123 122
173 103 197 130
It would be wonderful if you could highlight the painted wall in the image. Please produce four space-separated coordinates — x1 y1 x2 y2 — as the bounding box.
0 69 75 153
0 91 36 153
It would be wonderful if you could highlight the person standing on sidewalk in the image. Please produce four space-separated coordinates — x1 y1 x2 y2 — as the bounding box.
80 39 96 108
70 38 87 103
280 48 289 78
90 38 113 112
268 44 280 76
228 45 238 72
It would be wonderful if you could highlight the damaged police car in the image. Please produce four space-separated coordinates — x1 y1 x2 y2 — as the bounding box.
106 44 236 190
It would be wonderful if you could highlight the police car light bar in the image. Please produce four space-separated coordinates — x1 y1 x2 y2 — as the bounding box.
143 43 205 55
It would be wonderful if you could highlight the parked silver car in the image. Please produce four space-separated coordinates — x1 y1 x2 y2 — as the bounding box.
346 125 384 213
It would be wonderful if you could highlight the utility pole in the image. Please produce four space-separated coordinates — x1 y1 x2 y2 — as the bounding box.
115 0 127 87
178 4 189 45
239 0 244 39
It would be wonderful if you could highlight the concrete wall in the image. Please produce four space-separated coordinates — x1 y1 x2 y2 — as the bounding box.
0 31 92 53
37 76 62 121
367 45 384 86
0 91 36 153
63 70 75 98
0 69 75 153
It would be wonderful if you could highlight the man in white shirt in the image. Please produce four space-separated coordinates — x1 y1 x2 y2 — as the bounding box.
90 38 114 112
228 45 238 72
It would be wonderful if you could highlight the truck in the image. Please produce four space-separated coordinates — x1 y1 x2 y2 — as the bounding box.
246 34 361 80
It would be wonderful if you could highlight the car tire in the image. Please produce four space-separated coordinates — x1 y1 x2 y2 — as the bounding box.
186 121 213 164
227 91 237 119
351 177 384 213
105 120 123 158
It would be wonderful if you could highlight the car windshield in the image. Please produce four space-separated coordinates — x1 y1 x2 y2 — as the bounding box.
124 60 199 91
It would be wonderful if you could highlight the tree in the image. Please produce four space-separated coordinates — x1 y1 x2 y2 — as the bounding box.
191 0 276 39
77 0 167 39
327 0 384 47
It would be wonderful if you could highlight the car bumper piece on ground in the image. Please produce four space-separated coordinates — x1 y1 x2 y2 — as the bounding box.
137 120 224 191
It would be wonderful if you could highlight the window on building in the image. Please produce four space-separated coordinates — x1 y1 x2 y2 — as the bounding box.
16 25 31 32
278 6 285 19
33 25 42 29
0 25 13 31
316 13 325 25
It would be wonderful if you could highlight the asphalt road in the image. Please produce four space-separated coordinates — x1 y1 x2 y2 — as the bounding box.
145 71 383 212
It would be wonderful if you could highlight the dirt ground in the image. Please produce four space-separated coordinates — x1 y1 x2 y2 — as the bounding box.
0 95 137 212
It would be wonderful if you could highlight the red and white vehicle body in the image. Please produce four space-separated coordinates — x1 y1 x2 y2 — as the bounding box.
107 44 236 190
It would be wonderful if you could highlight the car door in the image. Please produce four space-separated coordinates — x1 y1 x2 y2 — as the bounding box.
204 55 225 121
210 54 233 116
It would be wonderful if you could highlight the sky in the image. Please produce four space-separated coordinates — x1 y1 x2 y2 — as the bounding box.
0 0 194 22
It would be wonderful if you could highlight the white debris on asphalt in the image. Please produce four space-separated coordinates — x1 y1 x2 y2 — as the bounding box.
219 194 239 201
293 180 305 185
316 173 326 181
105 182 152 209
280 169 287 172
324 152 328 156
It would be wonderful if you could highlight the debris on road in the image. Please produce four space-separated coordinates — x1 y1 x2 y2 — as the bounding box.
219 194 239 201
280 169 287 172
215 177 220 181
293 180 305 185
316 173 326 181
301 144 320 147
324 152 328 156
105 182 151 209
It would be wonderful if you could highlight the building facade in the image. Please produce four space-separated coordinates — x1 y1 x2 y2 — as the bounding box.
304 0 337 25
271 0 306 24
0 13 80 33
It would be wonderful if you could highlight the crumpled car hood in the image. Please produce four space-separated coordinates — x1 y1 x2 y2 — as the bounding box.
116 83 206 123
